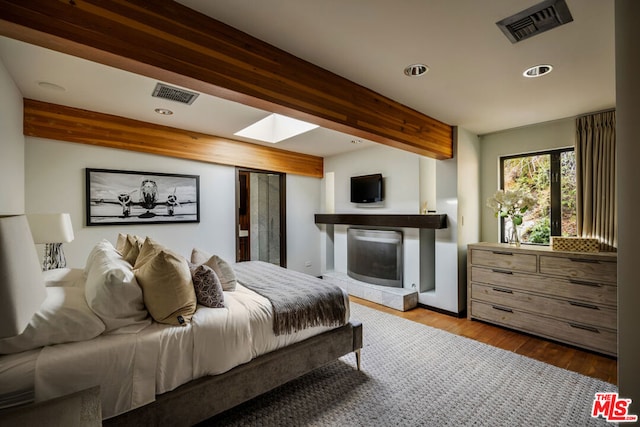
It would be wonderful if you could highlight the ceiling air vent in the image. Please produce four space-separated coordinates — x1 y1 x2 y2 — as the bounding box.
496 0 573 44
152 83 200 105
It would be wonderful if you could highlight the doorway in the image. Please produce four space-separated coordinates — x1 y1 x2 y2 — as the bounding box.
236 168 286 267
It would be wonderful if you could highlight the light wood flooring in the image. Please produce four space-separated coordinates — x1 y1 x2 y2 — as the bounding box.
351 296 618 385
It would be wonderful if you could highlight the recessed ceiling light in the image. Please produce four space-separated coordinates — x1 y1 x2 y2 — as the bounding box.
37 81 66 92
154 108 173 115
523 64 553 78
403 64 429 77
234 113 319 143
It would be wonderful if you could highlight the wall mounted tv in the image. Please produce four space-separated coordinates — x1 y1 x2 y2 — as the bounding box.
350 173 384 203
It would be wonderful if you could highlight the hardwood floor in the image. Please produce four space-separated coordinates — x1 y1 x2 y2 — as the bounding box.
350 296 618 385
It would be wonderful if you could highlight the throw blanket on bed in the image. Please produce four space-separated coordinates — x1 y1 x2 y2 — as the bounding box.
233 261 347 336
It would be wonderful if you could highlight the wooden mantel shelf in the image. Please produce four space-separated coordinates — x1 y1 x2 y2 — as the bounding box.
314 214 447 229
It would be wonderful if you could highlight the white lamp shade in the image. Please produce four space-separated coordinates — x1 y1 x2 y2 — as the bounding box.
27 213 75 244
0 215 47 339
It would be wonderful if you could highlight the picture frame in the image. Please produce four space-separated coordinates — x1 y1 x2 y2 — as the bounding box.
85 168 200 226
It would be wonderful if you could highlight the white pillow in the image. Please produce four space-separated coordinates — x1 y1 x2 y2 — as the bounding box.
42 268 85 288
85 240 150 333
0 287 105 354
84 239 113 275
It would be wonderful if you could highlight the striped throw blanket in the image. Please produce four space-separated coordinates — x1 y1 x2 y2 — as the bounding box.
233 261 347 336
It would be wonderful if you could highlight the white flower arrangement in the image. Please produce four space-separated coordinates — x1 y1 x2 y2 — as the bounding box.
486 189 536 227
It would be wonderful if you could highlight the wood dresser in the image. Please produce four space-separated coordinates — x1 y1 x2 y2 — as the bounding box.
467 242 617 356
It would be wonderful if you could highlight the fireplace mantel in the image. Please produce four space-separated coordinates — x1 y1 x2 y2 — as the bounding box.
314 213 447 229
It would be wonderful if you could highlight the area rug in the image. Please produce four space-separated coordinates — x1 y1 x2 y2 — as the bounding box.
200 302 617 426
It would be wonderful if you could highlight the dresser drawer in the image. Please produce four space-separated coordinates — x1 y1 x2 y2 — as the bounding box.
539 255 617 284
470 249 536 273
470 266 617 306
471 283 617 330
470 301 617 356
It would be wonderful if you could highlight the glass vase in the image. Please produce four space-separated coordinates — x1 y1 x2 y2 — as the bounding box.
508 218 521 247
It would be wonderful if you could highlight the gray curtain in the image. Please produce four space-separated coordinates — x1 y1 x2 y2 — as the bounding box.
575 110 616 250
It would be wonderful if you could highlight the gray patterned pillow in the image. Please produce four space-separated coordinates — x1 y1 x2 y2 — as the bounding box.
190 264 225 308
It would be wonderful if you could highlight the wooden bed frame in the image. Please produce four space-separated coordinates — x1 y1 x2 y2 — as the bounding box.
104 320 362 426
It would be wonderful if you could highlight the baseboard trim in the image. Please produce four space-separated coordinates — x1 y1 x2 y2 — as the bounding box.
417 303 466 318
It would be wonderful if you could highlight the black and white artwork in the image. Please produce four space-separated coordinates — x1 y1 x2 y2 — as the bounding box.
86 168 200 226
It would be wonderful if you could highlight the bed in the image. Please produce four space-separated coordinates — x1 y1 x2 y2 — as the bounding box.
0 229 362 426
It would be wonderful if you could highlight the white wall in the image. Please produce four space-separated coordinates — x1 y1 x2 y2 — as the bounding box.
25 137 322 274
615 0 640 408
286 174 322 276
456 127 481 309
479 118 575 242
0 59 25 215
421 127 480 313
323 144 420 214
26 137 236 267
419 157 437 213
457 127 481 259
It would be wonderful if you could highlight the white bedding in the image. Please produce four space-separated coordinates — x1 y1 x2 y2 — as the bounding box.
0 349 39 409
35 324 161 418
9 278 349 419
192 284 349 378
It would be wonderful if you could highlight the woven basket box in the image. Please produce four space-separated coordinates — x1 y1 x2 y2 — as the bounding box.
551 237 599 252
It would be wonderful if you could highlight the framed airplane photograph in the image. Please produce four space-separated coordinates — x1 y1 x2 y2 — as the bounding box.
85 168 200 226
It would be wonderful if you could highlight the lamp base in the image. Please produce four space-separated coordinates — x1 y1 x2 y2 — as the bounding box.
43 243 67 271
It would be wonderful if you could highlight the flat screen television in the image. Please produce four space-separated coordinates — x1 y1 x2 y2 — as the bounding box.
350 173 383 203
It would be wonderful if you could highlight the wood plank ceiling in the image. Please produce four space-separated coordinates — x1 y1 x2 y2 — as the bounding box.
23 99 324 177
0 0 453 176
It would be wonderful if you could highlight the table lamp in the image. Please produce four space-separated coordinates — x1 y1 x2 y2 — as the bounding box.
0 215 47 338
27 213 75 270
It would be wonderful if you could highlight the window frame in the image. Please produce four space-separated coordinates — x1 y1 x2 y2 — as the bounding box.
499 147 575 245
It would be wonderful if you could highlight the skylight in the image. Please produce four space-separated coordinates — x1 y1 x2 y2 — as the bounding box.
234 113 319 143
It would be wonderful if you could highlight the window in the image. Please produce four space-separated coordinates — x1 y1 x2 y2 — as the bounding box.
500 148 576 245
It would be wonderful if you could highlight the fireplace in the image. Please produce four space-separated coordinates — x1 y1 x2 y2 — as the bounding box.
347 228 403 288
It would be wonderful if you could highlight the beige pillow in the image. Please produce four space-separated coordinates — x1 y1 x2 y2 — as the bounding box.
115 233 127 254
191 249 237 291
122 234 143 266
134 249 196 326
190 247 211 265
134 237 165 269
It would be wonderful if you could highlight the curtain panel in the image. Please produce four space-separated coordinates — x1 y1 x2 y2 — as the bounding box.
575 110 617 250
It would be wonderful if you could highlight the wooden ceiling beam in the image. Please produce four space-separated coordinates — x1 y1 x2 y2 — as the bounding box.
0 0 453 159
24 99 324 178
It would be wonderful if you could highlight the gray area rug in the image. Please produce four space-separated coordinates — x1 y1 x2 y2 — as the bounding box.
201 302 617 426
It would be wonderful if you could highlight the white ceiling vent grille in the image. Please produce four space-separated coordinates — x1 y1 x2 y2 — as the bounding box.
152 83 200 105
496 0 573 44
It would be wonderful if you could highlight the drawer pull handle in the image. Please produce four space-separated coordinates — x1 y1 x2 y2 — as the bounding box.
492 251 514 256
492 287 513 294
568 323 600 333
492 305 513 313
568 301 600 310
491 269 514 275
569 279 603 288
569 258 600 264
